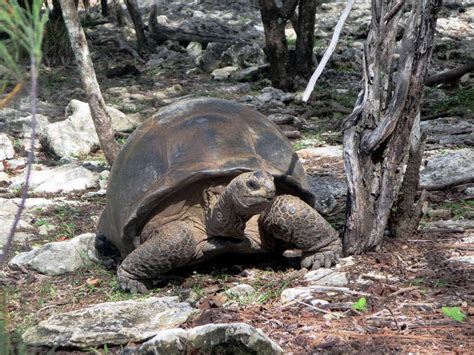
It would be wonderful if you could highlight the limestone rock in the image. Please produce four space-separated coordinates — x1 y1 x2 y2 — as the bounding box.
137 323 283 354
0 133 14 160
304 269 349 287
211 66 239 80
42 100 136 159
9 164 99 193
225 284 255 298
9 233 99 275
22 297 197 348
420 149 474 190
186 41 203 59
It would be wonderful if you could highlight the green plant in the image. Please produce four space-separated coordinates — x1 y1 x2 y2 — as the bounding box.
441 306 466 322
352 297 368 312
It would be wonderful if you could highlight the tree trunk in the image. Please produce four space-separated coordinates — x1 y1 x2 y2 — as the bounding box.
342 0 442 255
59 0 120 166
101 0 109 17
294 0 317 77
124 0 147 52
112 0 126 27
258 0 297 91
389 130 427 239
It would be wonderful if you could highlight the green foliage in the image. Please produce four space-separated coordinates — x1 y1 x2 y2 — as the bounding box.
441 199 474 220
426 86 474 115
352 297 368 312
441 306 466 323
0 0 48 87
1 291 28 355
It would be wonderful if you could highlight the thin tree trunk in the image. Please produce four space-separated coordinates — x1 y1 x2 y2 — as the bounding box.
59 0 120 166
112 0 126 27
124 0 147 51
342 0 442 255
258 0 297 91
294 0 317 77
101 0 109 17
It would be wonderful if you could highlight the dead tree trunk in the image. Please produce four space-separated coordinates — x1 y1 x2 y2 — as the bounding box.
59 0 120 166
294 0 317 77
258 0 298 91
124 0 147 52
342 0 442 255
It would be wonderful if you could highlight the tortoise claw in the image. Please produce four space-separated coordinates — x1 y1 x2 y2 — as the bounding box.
300 239 342 270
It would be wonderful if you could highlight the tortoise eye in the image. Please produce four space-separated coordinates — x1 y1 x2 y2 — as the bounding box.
247 180 259 189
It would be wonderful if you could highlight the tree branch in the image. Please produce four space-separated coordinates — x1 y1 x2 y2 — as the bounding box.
302 0 355 102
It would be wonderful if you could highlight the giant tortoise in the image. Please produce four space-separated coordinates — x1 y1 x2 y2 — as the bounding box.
98 98 341 292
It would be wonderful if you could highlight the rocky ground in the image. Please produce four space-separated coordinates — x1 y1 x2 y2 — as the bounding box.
0 0 473 353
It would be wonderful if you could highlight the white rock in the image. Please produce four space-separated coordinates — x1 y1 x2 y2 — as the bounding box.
450 255 474 265
10 164 99 193
420 149 474 190
9 233 99 275
305 269 348 287
225 284 255 298
0 133 15 160
22 297 197 348
0 171 10 184
186 41 203 59
297 145 343 158
280 287 313 302
43 100 137 159
211 66 239 80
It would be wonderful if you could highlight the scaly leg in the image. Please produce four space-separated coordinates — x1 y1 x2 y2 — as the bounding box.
117 221 196 293
259 195 342 269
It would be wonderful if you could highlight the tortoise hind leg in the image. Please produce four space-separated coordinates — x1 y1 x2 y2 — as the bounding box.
259 195 342 269
117 221 196 293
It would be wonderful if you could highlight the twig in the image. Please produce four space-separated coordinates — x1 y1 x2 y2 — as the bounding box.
384 305 400 332
0 56 37 267
296 300 332 314
385 286 419 299
383 0 406 24
302 0 355 102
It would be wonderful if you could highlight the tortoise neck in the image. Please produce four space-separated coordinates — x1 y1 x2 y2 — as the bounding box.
205 188 251 238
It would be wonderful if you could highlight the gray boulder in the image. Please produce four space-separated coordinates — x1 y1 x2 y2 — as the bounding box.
420 148 474 190
195 42 227 72
22 297 197 348
221 42 266 68
211 66 239 80
137 323 283 354
9 233 99 275
9 164 99 193
42 100 136 159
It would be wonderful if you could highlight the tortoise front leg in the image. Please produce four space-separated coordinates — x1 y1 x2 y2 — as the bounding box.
117 221 196 293
259 195 342 269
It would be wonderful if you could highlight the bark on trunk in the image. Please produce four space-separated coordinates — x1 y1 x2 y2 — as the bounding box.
389 131 427 239
112 0 126 27
101 0 109 17
59 0 120 166
342 0 442 255
294 0 317 77
124 0 147 51
258 0 297 91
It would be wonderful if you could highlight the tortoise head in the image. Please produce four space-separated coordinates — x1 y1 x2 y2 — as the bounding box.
228 170 276 216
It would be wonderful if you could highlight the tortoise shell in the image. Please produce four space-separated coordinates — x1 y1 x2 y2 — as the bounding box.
98 98 315 256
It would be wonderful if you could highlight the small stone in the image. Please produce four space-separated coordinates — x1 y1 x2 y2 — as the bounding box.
9 233 99 275
136 328 188 353
451 255 474 265
0 133 15 160
211 66 239 80
186 41 203 59
9 164 99 193
225 284 255 298
280 287 313 302
38 224 56 236
305 269 348 287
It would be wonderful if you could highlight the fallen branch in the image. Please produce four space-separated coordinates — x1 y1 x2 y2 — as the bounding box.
425 61 474 86
302 0 355 102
